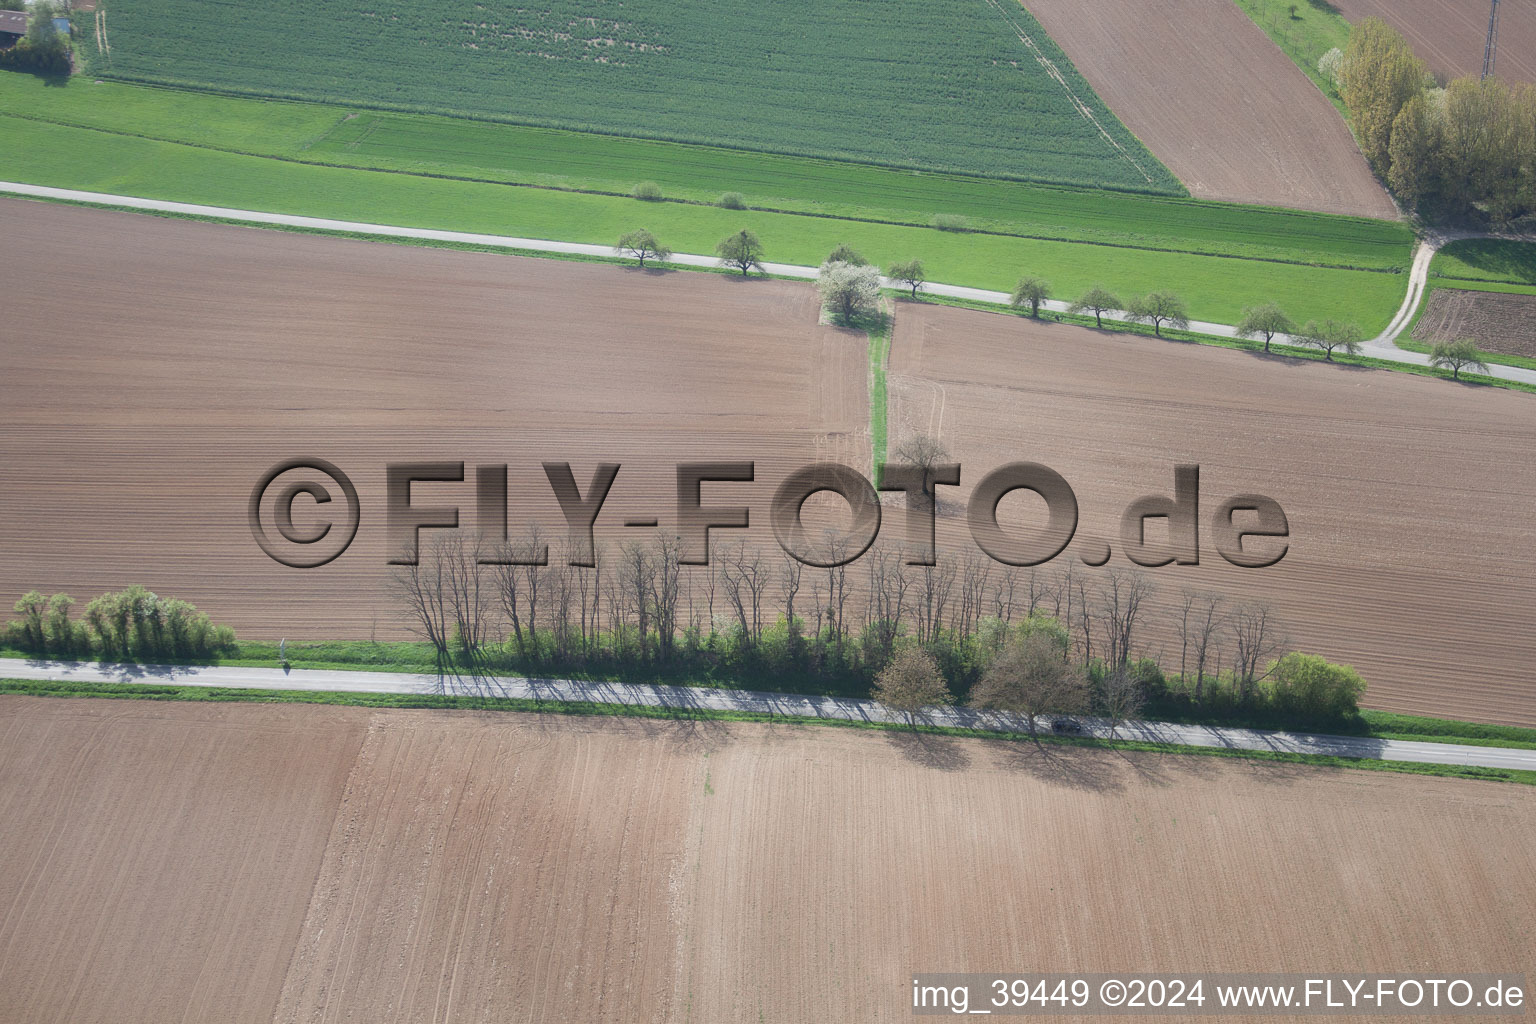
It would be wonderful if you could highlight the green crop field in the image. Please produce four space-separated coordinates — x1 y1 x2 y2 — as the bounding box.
0 114 1410 329
0 75 1415 272
1429 239 1536 295
90 0 1181 194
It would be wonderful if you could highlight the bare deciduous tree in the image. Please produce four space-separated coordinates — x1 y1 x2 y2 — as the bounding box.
1232 603 1284 701
891 433 951 475
1097 666 1146 737
1099 568 1154 671
392 542 452 661
1189 592 1226 702
866 547 910 658
969 624 1088 740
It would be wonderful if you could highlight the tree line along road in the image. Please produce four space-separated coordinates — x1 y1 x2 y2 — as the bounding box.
2 182 1531 387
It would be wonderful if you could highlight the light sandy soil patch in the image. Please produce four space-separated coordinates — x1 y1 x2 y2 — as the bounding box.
888 301 1536 725
0 696 366 1024
1020 0 1398 219
2 699 1533 1023
0 199 867 639
1413 287 1536 358
1332 0 1536 85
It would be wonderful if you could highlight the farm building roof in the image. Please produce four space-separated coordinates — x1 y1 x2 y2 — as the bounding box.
0 10 28 34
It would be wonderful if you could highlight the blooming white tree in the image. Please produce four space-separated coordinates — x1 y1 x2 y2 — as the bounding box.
816 260 881 325
1317 47 1344 87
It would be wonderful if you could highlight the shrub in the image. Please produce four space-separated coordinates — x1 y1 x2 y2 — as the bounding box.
717 191 747 209
631 181 663 201
930 212 970 232
10 591 46 651
8 585 241 662
826 243 868 266
0 36 70 76
1268 652 1366 719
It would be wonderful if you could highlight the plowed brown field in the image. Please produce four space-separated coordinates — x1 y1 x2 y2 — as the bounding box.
1 698 1532 1023
1413 287 1536 358
0 198 867 639
0 697 366 1024
887 301 1536 725
3 200 1533 723
1332 0 1536 85
1020 0 1398 218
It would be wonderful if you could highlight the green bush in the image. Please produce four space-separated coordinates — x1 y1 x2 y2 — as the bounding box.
0 35 70 77
9 585 236 662
717 191 747 209
631 181 663 201
1268 651 1366 719
930 212 970 232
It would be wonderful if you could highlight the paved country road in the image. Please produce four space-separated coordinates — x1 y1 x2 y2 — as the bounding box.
3 182 1533 388
4 657 1533 773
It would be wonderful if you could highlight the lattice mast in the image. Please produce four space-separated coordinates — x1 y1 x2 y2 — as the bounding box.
1482 0 1500 80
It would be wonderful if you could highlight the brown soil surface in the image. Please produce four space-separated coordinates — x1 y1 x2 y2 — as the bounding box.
2 698 1533 1023
0 198 867 639
1020 0 1399 219
0 697 366 1024
5 200 1534 723
1332 0 1536 85
888 300 1536 725
1412 287 1536 357
272 708 701 1024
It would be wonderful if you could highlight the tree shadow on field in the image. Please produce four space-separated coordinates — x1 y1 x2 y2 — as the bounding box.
1237 348 1313 370
884 728 971 772
994 740 1125 794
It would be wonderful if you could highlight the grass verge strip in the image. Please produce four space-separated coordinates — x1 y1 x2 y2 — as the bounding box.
0 113 1409 328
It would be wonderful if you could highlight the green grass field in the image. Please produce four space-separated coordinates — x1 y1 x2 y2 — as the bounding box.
90 0 1180 193
0 76 1412 270
1231 0 1353 112
0 114 1412 328
1429 239 1536 294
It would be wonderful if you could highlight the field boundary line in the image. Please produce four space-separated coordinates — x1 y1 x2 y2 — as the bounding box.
3 181 1533 387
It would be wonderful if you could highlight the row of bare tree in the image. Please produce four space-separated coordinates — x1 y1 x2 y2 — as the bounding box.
392 529 1287 709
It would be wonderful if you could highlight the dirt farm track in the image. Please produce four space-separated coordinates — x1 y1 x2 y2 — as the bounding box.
2 199 1536 725
0 697 1533 1024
